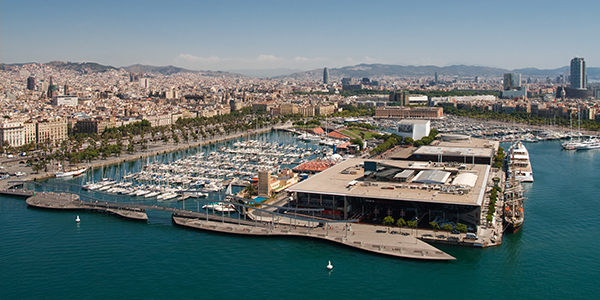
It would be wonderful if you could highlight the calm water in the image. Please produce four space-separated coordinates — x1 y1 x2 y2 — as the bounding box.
2 136 599 300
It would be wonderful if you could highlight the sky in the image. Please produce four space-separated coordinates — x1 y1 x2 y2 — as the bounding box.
1 0 599 72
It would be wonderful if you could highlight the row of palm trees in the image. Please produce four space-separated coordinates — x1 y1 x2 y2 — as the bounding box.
5 109 307 174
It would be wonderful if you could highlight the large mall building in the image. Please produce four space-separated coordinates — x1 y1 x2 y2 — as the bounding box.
287 135 499 231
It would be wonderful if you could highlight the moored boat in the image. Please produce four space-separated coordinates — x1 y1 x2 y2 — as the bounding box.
55 167 87 178
506 141 534 182
503 181 525 234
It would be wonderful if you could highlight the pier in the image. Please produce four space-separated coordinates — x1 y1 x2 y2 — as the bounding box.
26 192 148 221
8 180 456 261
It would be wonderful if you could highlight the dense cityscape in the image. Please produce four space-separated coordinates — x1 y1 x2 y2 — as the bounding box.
2 0 600 297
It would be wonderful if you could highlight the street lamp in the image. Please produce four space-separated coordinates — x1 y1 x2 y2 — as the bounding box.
415 217 419 240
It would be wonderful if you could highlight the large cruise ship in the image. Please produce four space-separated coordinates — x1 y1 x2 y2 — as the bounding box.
507 141 534 182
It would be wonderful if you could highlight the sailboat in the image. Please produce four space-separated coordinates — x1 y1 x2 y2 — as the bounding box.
562 107 582 150
503 181 525 233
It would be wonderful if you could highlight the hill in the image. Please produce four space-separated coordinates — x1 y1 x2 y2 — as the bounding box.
46 61 117 72
277 64 600 81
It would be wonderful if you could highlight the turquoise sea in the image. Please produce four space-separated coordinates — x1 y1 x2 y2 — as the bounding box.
1 133 600 300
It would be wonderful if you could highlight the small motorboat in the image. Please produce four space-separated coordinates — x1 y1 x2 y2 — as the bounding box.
75 215 81 222
327 261 333 270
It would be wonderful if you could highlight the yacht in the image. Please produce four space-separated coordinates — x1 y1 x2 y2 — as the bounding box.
507 141 534 182
576 137 600 150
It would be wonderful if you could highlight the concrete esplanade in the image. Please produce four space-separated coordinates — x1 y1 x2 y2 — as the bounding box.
172 214 455 260
15 182 455 261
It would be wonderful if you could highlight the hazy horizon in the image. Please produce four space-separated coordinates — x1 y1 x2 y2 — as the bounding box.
2 0 598 71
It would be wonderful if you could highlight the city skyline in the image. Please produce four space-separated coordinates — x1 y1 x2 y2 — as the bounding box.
1 0 599 71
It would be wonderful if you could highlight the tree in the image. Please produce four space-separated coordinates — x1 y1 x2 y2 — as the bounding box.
349 137 364 151
243 183 257 197
429 221 440 230
382 216 395 226
456 223 468 233
396 218 407 227
407 220 417 228
441 224 453 231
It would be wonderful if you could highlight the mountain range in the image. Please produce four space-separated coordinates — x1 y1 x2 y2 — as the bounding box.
276 64 600 81
2 61 599 80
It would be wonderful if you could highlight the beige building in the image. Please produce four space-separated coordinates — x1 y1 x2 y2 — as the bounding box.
280 103 298 115
0 121 24 147
316 104 336 115
297 105 315 117
23 122 37 145
36 118 68 145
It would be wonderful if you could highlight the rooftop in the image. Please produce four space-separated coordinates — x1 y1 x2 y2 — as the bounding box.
288 158 490 206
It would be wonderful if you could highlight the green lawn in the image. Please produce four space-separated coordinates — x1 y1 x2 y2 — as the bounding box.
340 129 378 140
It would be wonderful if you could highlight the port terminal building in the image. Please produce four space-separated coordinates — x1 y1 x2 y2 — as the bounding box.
389 134 499 165
287 158 491 232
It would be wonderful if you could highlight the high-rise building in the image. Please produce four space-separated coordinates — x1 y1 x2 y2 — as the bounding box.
570 57 586 90
503 73 521 90
27 76 36 90
323 67 329 84
47 76 58 98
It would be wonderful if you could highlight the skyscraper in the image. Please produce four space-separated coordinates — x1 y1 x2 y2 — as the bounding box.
26 76 36 90
570 57 586 90
503 73 521 90
323 67 329 84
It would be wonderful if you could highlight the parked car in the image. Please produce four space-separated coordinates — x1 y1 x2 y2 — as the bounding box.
465 233 478 240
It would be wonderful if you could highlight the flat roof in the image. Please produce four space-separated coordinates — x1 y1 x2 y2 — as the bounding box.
436 137 499 150
287 158 490 206
412 146 494 158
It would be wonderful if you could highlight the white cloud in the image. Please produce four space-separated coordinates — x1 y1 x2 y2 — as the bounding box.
176 54 222 63
256 54 282 62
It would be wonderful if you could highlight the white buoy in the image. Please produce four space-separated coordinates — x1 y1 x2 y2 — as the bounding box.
327 260 333 270
75 215 80 222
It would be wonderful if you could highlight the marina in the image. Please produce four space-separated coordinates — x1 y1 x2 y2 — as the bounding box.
2 131 600 299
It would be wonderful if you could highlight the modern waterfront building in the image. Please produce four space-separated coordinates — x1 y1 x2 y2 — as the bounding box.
323 67 329 84
287 158 490 230
570 57 586 90
501 73 527 99
397 119 430 141
503 73 521 90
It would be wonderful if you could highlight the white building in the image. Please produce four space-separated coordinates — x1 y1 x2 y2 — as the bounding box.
408 95 428 105
52 95 79 106
397 119 430 140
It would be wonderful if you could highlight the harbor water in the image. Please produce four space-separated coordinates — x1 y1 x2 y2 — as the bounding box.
1 133 600 299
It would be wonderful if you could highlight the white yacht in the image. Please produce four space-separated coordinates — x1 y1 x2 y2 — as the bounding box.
507 141 534 182
576 137 600 150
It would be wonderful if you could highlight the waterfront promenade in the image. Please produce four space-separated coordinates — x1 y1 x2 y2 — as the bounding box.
172 215 455 260
20 188 455 261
